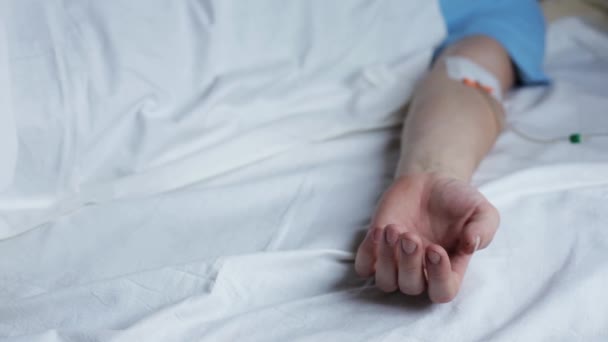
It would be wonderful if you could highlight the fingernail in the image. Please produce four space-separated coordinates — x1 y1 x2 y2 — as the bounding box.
427 250 441 265
473 236 481 252
401 239 417 255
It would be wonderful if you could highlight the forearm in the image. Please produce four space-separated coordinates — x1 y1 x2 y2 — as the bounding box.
397 36 515 182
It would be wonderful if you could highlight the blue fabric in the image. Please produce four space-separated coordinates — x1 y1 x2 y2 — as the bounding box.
439 0 549 85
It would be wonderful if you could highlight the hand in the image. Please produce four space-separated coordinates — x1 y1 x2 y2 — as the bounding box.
355 173 499 303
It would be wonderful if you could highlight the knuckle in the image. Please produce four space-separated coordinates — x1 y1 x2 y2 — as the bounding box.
399 262 420 274
401 231 419 242
430 290 457 303
431 295 455 304
399 282 425 296
377 281 398 293
375 271 398 293
385 224 399 233
354 263 372 278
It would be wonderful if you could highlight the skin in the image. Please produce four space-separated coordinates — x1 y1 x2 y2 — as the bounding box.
354 35 515 303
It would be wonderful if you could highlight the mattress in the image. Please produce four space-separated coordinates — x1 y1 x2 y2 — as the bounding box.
1 1 607 341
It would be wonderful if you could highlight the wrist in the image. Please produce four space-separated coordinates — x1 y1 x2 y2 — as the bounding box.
396 157 473 182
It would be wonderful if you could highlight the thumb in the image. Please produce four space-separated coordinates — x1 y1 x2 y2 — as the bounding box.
459 201 500 254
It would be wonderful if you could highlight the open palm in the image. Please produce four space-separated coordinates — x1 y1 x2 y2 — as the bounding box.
355 173 499 303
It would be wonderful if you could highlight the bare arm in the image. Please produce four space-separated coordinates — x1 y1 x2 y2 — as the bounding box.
398 35 514 181
355 36 514 303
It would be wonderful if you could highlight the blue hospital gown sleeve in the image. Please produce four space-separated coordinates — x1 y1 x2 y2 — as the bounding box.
439 0 549 85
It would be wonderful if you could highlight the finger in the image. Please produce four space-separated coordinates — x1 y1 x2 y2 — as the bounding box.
425 245 464 303
397 232 426 295
450 250 474 282
459 201 500 254
375 224 400 292
355 227 382 277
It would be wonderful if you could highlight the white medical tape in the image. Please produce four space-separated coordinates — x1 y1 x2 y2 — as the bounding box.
445 56 503 101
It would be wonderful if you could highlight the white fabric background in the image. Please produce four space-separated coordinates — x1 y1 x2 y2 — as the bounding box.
1 0 607 340
0 0 17 191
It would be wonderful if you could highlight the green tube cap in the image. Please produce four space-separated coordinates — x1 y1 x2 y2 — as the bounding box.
569 133 582 144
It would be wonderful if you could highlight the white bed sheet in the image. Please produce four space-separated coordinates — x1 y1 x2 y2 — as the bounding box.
0 0 16 191
1 0 608 340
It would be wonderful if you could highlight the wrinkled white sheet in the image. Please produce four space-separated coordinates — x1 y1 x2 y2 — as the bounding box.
0 0 443 239
1 0 608 339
